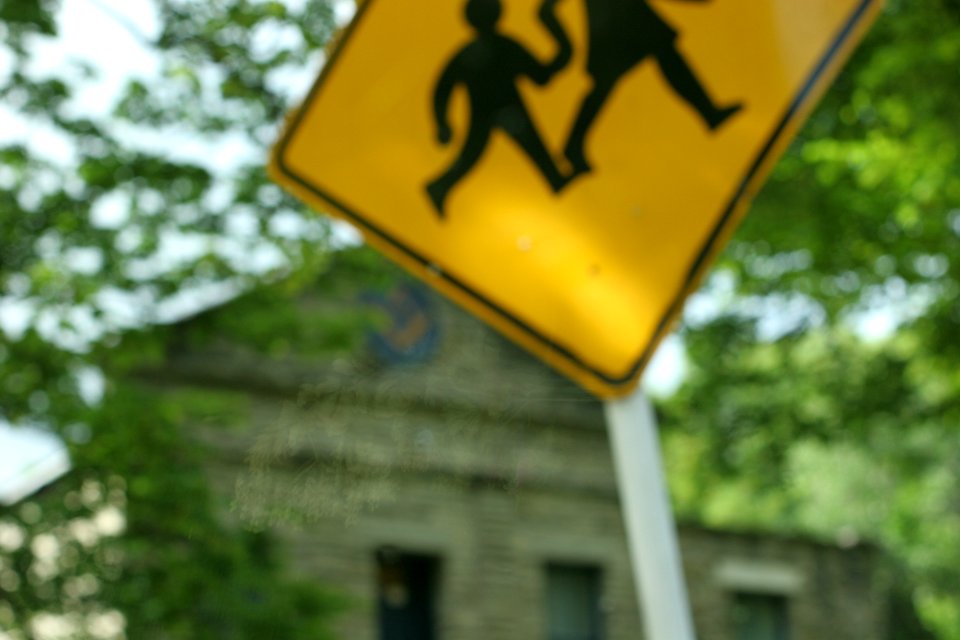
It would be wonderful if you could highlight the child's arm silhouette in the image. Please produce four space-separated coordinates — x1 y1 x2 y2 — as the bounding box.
539 0 572 79
432 55 462 144
509 0 571 85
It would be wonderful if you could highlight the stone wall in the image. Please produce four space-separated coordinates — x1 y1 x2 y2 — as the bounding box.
145 291 888 640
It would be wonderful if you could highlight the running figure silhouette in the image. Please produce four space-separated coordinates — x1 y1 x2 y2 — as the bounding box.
563 0 743 176
426 0 572 217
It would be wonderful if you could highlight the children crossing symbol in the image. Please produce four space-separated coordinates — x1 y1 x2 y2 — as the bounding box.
564 0 743 176
269 0 883 397
427 0 744 217
427 0 573 215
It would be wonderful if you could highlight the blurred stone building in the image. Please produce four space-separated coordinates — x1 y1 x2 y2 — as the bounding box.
143 281 888 640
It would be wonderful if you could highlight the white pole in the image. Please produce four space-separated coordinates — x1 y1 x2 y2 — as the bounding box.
604 388 696 640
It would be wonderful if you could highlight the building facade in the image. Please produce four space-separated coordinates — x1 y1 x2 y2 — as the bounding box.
146 284 888 640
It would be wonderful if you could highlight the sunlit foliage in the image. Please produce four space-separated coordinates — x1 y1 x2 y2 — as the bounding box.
660 2 960 637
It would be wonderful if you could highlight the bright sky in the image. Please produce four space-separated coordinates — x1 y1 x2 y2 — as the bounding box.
0 426 71 505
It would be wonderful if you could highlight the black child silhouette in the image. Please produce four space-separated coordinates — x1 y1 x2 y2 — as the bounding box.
426 0 572 217
563 0 743 176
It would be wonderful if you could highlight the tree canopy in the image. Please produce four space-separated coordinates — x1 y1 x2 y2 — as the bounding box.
2 0 346 637
659 2 960 637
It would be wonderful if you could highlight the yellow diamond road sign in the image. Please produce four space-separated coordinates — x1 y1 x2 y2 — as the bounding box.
270 0 882 397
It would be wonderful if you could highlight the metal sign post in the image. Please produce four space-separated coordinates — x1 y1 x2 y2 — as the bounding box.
605 388 695 640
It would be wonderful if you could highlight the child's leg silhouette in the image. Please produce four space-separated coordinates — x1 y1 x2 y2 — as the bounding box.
503 107 569 192
426 122 493 216
563 75 618 176
655 46 742 130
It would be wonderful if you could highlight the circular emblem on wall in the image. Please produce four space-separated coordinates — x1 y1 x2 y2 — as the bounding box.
362 282 441 365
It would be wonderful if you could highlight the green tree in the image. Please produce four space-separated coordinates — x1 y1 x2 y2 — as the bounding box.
658 1 960 637
1 0 349 636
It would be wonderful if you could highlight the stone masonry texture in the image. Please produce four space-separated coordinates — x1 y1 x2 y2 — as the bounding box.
144 287 888 640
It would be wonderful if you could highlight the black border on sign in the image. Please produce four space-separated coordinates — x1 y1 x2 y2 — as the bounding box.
275 0 881 389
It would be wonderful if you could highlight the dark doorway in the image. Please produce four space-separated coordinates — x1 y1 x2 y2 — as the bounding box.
732 592 790 640
377 549 440 640
545 563 604 640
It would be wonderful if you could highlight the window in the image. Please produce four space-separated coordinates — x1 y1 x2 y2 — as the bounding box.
545 564 604 640
376 549 440 640
732 593 790 640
